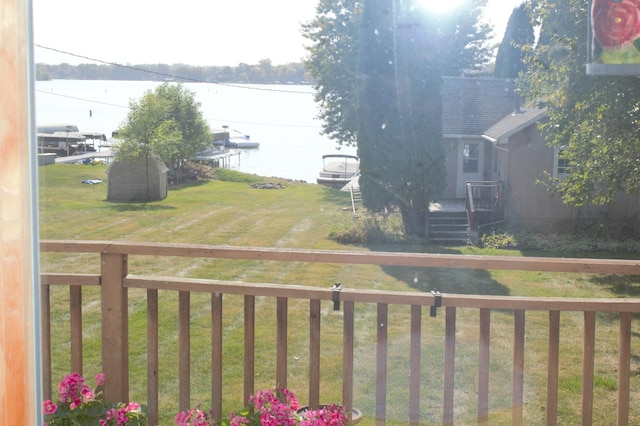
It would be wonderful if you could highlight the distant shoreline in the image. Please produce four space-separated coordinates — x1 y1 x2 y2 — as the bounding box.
35 62 312 86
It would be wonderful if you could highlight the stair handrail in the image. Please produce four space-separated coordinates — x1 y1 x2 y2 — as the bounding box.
350 185 360 215
465 181 505 230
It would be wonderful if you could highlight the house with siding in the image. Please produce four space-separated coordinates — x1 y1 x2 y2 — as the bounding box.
432 77 640 242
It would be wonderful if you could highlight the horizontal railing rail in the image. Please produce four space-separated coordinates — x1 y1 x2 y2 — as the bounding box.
40 240 640 425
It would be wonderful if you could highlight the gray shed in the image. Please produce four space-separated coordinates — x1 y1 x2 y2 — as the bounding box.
107 156 169 202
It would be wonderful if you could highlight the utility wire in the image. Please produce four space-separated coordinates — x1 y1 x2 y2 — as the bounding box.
35 44 313 94
36 84 321 129
34 45 322 129
35 89 129 109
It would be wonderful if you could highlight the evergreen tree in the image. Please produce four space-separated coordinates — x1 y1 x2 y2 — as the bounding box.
356 0 446 237
304 0 490 237
302 0 361 146
494 4 535 78
302 0 492 148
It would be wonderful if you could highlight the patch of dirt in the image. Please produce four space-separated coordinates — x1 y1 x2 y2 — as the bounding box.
186 162 215 180
250 182 286 189
169 162 215 185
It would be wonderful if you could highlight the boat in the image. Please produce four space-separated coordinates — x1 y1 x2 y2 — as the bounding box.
316 154 359 188
224 132 260 149
208 126 259 148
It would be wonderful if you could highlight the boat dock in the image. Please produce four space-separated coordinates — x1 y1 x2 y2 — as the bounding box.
54 150 114 164
195 148 241 169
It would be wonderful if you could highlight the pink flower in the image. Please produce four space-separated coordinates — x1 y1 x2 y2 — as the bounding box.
126 402 141 412
95 373 106 387
43 400 58 415
81 389 94 401
229 412 250 425
59 371 92 407
174 407 209 426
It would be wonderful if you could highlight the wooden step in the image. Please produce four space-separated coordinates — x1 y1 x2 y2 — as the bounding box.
428 210 469 245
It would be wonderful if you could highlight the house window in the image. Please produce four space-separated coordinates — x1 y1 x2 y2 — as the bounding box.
553 147 570 181
463 143 480 173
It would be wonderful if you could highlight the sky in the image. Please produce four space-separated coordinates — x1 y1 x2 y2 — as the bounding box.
32 0 524 67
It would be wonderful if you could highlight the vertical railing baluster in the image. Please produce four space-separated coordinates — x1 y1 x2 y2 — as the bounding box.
244 295 255 403
70 286 82 375
211 293 223 420
376 303 388 425
546 311 560 426
478 308 490 425
309 299 321 408
409 305 421 426
582 311 596 426
343 301 355 425
618 312 631 426
147 289 159 426
276 297 287 390
178 291 190 412
512 310 525 426
443 306 456 426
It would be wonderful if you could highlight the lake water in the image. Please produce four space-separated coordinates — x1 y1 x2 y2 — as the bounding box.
35 80 357 183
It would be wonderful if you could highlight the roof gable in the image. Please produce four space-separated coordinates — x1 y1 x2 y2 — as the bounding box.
483 107 547 143
442 77 519 136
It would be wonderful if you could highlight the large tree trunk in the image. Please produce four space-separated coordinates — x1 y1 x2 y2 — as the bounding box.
400 206 428 238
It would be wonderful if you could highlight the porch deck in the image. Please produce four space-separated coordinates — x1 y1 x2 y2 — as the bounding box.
429 199 466 212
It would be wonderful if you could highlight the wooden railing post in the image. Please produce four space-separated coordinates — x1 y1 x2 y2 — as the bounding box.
101 252 129 403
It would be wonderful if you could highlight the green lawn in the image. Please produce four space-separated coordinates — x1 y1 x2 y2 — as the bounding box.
39 163 640 425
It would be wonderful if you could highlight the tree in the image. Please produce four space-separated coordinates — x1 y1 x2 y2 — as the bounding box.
302 0 362 147
304 0 491 237
302 0 492 148
115 83 211 183
521 0 640 205
494 4 535 78
436 0 494 76
355 0 450 237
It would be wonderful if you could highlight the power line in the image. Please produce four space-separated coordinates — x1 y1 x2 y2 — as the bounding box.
35 89 128 109
35 44 312 94
35 86 321 129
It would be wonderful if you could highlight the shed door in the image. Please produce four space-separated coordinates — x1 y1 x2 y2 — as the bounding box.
456 141 484 198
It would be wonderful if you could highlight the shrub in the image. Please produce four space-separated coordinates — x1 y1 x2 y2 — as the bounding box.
329 212 414 245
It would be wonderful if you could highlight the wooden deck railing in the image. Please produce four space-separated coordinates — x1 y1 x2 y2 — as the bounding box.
40 240 640 425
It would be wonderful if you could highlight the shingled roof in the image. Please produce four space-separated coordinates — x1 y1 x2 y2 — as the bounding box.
441 77 520 136
483 107 547 143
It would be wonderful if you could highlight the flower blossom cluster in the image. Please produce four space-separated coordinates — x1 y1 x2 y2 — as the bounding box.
43 372 147 426
58 372 95 408
175 388 348 426
174 406 212 426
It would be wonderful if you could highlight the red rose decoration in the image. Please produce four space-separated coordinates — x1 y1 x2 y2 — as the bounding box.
592 0 640 48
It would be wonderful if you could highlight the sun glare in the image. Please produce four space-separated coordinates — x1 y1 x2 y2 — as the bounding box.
417 0 466 14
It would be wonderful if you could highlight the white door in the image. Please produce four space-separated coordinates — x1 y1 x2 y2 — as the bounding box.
456 141 484 198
